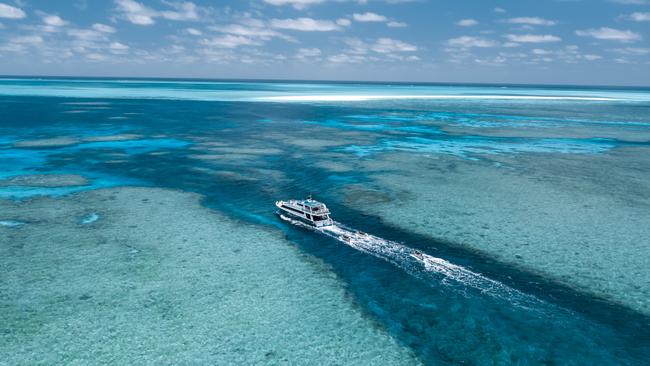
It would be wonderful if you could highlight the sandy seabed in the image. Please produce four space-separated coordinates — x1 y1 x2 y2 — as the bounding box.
0 187 418 365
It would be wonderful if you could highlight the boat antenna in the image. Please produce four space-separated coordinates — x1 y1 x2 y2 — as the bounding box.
308 193 313 200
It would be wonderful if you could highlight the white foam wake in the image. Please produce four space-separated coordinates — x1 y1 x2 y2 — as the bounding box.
280 214 544 309
258 94 617 102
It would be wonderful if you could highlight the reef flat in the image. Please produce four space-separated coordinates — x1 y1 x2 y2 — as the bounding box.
346 148 650 314
0 174 89 188
0 187 418 365
13 137 80 148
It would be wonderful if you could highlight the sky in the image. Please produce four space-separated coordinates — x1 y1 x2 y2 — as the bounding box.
0 0 649 86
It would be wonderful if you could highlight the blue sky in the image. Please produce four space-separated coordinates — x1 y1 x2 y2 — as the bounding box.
0 0 649 85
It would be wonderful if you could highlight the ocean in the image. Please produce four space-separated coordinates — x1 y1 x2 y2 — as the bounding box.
1 77 649 365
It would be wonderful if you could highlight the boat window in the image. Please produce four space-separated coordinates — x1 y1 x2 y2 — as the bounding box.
283 205 305 215
313 215 328 221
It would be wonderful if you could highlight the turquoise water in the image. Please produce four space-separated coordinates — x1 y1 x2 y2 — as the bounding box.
2 77 650 102
1 78 649 364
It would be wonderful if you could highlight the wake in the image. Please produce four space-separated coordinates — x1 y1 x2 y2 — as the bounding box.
280 214 545 310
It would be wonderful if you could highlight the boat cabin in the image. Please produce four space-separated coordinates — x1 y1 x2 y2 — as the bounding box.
275 197 333 227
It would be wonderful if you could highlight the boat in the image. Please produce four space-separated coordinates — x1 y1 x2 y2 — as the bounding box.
411 250 425 261
275 196 334 228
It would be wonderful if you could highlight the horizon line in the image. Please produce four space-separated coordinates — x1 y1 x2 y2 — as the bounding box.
1 74 650 90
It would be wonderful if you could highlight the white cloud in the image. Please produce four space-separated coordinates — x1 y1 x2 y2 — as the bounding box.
456 19 478 26
627 12 650 21
0 3 25 19
583 54 602 60
162 44 185 55
328 53 365 63
1 35 43 53
270 17 341 31
159 2 199 21
86 52 107 61
0 43 24 52
12 35 44 44
611 47 650 55
92 23 116 33
351 12 405 27
32 12 69 32
387 21 407 28
336 18 351 26
110 42 129 49
239 18 265 28
447 36 496 48
460 44 603 65
42 14 68 27
295 47 321 59
505 17 556 26
297 47 321 56
528 45 606 64
115 0 156 25
532 48 551 55
371 37 417 53
263 0 325 10
109 41 129 54
329 36 418 63
353 12 387 22
576 27 641 42
200 35 261 48
474 55 507 66
505 34 561 43
211 23 285 39
343 37 417 54
185 27 202 35
68 29 105 41
114 0 200 25
264 0 410 10
494 7 506 13
344 38 369 54
207 18 296 46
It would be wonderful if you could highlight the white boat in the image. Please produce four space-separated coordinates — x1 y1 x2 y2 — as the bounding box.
275 196 333 228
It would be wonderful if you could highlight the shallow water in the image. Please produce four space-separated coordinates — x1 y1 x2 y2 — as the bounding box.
1 188 418 365
1 78 649 365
